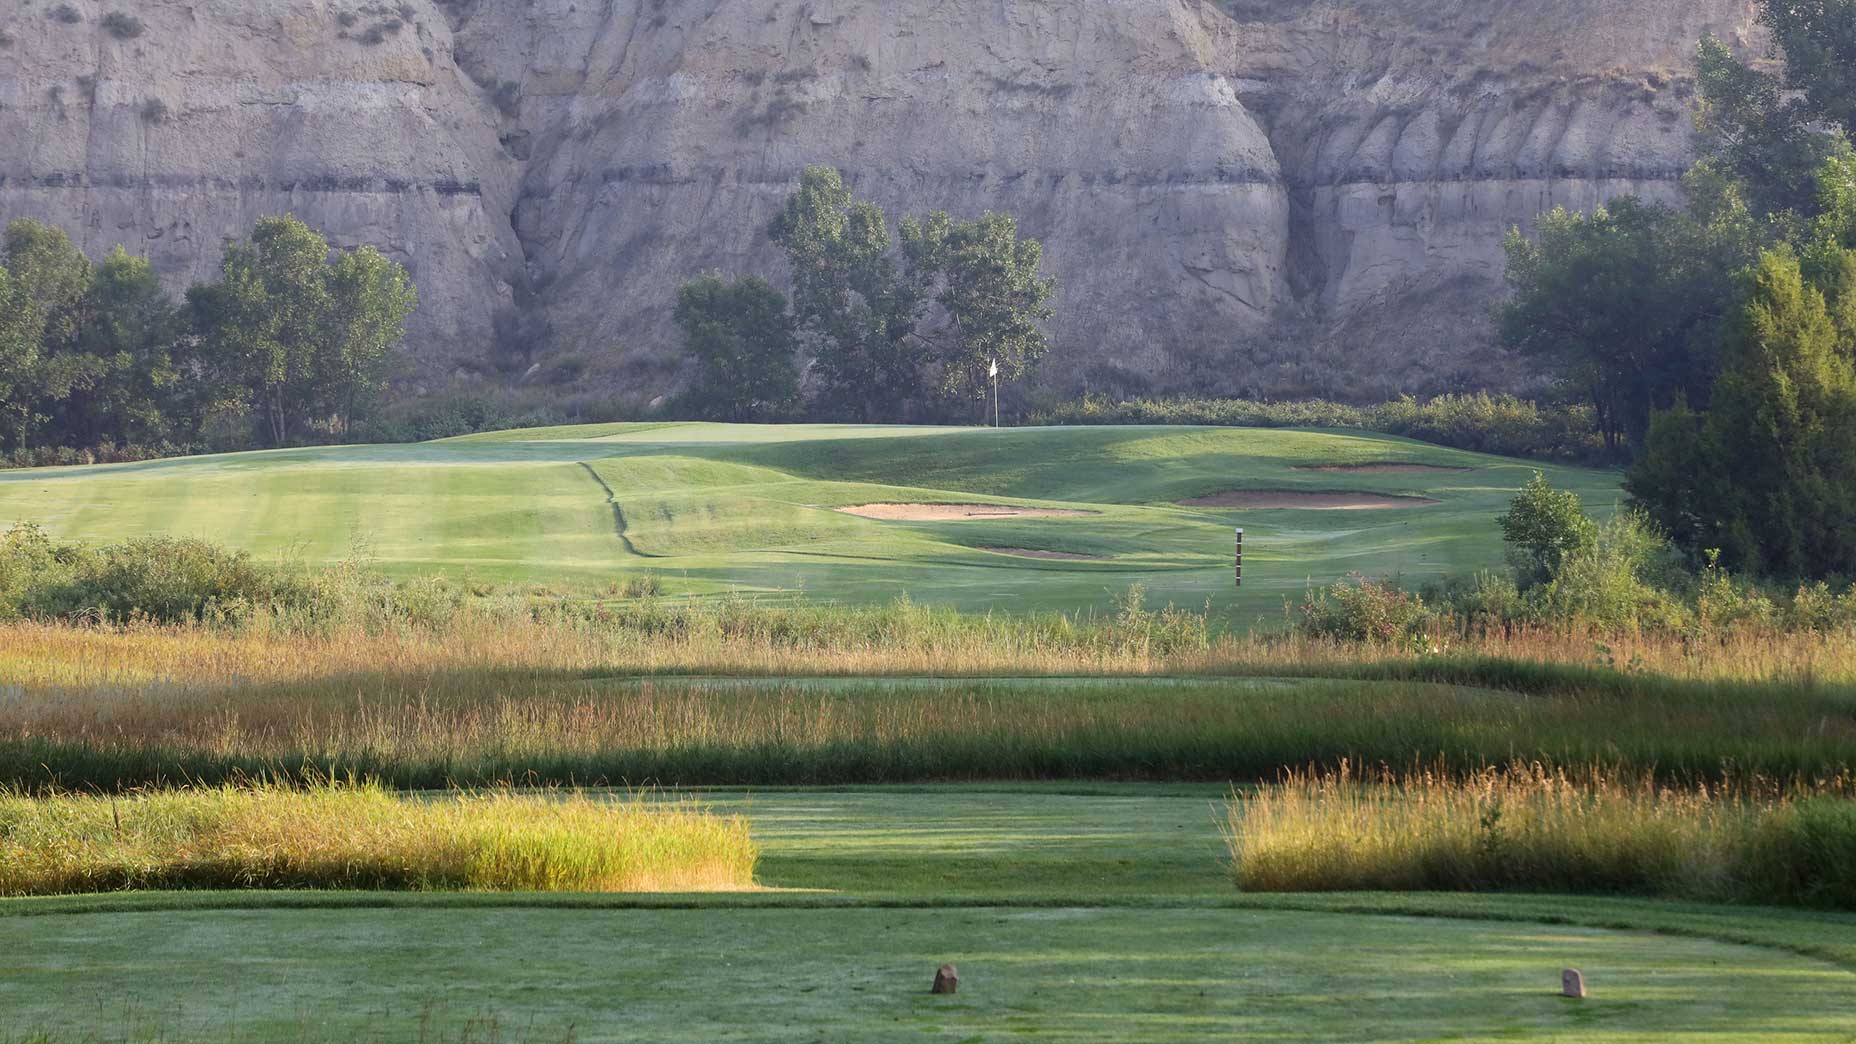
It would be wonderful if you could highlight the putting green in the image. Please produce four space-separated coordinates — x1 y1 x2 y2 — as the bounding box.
0 423 1618 620
4 786 1852 1042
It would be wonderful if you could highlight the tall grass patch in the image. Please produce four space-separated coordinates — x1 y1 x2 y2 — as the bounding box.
1228 764 1856 908
0 783 756 896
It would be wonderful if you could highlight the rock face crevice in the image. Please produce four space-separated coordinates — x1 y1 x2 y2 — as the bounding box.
0 0 1760 398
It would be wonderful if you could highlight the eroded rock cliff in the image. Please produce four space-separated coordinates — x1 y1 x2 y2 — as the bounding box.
0 0 1760 399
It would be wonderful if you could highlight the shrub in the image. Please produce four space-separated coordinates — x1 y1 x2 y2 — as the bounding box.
100 11 143 38
49 4 82 24
1497 472 1596 589
1031 394 1609 464
1527 512 1687 633
13 535 302 625
1294 575 1433 646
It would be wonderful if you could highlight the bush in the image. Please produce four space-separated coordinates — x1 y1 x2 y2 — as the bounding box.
1498 472 1597 589
100 11 143 38
0 525 467 632
1294 575 1434 646
10 535 303 625
1032 394 1609 464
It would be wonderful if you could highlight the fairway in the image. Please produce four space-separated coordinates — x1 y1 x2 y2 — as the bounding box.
0 423 1618 620
5 787 1853 1042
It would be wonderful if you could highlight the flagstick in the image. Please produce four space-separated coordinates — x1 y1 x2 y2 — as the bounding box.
990 358 999 429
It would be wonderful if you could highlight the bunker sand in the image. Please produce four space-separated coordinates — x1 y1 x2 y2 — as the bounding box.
1180 491 1441 510
836 503 1099 521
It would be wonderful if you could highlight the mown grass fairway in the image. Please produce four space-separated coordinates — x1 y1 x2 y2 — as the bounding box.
4 787 1853 1042
0 423 1617 620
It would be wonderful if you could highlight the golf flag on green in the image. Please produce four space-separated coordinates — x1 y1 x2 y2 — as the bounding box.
989 358 998 378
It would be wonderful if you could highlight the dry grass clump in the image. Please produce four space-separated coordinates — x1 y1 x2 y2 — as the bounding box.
0 782 756 896
1228 763 1856 908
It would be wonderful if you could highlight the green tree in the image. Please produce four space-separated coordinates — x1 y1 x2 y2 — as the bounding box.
317 245 418 434
1629 247 1856 576
1757 0 1856 137
673 274 799 422
1497 472 1598 589
768 166 921 421
767 166 1056 421
1499 196 1754 452
192 216 415 445
54 247 186 447
0 263 31 451
1694 34 1842 221
0 220 98 450
900 211 1055 408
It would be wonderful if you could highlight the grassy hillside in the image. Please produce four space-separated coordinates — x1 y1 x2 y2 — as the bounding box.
0 423 1618 621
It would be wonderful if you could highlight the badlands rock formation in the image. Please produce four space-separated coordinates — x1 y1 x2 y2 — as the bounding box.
0 0 1760 399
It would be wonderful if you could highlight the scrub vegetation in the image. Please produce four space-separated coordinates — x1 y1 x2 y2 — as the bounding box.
1229 763 1856 909
0 781 756 896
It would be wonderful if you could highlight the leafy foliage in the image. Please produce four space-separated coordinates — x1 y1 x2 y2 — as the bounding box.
1032 393 1607 463
0 214 416 459
1503 2 1856 578
768 166 921 420
1497 472 1597 589
1499 193 1756 451
192 216 416 444
672 274 799 421
763 165 1054 419
1628 247 1856 576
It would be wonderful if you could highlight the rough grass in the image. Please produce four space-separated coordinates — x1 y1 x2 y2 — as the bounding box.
2 617 1853 790
0 782 757 895
1228 764 1856 908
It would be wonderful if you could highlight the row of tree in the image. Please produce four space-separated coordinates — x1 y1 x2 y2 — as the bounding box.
1500 0 1856 579
673 167 1057 423
0 216 417 455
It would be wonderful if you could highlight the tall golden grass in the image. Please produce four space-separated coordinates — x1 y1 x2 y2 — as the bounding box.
2 616 1852 789
1227 763 1856 907
0 782 757 895
7 609 1856 686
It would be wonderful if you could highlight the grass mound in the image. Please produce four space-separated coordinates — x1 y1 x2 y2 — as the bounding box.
1179 490 1441 510
0 783 756 896
834 502 1098 520
1227 764 1856 909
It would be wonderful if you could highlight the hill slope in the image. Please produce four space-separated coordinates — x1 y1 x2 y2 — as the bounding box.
0 423 1616 620
0 0 1758 398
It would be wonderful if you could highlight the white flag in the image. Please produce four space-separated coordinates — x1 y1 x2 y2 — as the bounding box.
989 358 998 379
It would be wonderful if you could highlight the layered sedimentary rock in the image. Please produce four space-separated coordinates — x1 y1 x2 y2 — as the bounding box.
0 0 1760 398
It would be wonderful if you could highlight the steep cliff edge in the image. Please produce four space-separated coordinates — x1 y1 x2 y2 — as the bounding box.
0 0 1759 399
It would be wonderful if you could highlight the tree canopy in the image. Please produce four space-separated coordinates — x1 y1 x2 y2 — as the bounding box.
757 165 1056 421
673 274 800 422
0 215 416 456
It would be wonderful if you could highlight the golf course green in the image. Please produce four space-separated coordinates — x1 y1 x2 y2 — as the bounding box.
0 422 1616 620
5 786 1853 1041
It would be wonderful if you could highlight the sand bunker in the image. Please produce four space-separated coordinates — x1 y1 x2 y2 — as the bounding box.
978 547 1107 560
1179 491 1440 510
1293 462 1471 474
836 503 1099 521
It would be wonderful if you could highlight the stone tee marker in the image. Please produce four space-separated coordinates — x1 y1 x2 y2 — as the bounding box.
1561 968 1587 998
932 964 960 995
